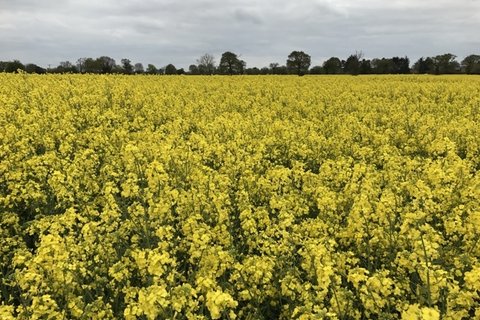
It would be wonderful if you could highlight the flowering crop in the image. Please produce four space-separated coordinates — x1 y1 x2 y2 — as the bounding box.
1 73 479 319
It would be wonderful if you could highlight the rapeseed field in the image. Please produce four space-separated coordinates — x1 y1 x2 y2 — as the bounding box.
1 74 479 319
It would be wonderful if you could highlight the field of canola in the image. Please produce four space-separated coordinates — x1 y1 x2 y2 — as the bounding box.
0 74 480 319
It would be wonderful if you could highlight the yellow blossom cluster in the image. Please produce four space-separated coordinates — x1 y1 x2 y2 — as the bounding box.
1 73 479 319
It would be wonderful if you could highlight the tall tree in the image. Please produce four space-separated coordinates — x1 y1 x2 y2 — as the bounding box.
121 59 133 74
97 56 116 73
269 62 279 74
286 51 311 75
461 54 480 74
359 59 372 74
165 64 177 75
344 52 363 75
371 57 410 74
84 58 101 73
188 64 199 75
371 58 391 74
322 57 342 74
391 56 410 74
433 54 459 74
197 53 216 75
146 64 158 75
413 57 435 74
25 64 46 74
76 58 88 73
5 60 25 73
54 61 77 73
219 51 245 75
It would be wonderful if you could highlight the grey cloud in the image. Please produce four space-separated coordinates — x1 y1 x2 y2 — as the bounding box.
0 0 479 68
233 9 262 25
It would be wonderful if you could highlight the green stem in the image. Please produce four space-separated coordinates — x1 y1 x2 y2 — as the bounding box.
419 231 432 307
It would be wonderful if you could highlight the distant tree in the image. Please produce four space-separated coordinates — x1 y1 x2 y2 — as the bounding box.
245 67 261 75
96 56 116 73
165 64 177 75
369 57 409 74
219 51 245 75
188 64 199 75
359 59 372 74
0 61 7 72
25 63 46 74
111 65 123 74
344 52 363 75
322 57 342 74
121 59 133 74
423 57 435 74
260 67 270 75
5 60 25 73
134 63 144 74
176 68 185 75
344 55 359 75
146 64 158 75
84 58 101 73
268 63 288 74
433 54 459 74
269 62 279 74
286 51 311 75
309 66 323 74
54 61 77 73
24 63 35 74
391 57 410 73
76 58 88 73
197 53 216 75
59 61 72 69
413 57 435 74
371 58 391 74
461 54 480 74
275 65 288 75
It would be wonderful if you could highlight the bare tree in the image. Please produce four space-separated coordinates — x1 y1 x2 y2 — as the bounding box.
57 61 77 73
76 58 87 73
269 62 279 69
197 53 216 75
134 63 144 74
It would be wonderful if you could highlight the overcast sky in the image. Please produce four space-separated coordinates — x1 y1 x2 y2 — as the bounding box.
1 0 479 69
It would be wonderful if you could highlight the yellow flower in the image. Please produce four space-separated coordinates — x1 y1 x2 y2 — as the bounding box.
206 290 238 320
402 304 440 320
0 305 15 320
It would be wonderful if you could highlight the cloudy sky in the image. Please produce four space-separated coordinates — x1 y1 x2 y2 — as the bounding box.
1 0 479 69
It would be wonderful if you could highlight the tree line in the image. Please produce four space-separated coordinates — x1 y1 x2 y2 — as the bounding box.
1 51 480 75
